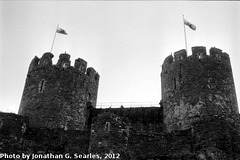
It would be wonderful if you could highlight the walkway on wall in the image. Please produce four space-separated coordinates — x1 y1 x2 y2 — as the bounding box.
96 102 160 108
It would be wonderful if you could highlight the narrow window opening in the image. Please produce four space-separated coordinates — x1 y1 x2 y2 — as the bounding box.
173 78 177 90
79 66 85 73
216 54 221 59
62 62 69 69
198 53 204 59
104 122 111 132
88 93 92 100
39 80 46 93
0 119 3 129
63 63 67 68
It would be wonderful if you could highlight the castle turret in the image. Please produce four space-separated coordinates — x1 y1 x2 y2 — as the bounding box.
18 52 99 130
161 46 239 132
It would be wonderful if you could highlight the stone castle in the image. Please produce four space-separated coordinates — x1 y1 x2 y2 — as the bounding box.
0 46 240 159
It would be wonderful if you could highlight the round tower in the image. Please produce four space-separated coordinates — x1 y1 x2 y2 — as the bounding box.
18 52 100 130
161 46 239 132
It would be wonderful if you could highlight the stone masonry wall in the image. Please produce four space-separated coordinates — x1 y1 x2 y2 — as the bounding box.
94 107 164 133
0 112 90 159
89 107 164 159
18 52 99 130
89 109 240 159
161 46 239 132
1 109 240 159
191 116 240 159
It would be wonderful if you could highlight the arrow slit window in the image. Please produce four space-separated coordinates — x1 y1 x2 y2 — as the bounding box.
39 79 46 93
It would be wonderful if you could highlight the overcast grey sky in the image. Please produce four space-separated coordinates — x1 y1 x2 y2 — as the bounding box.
0 1 239 113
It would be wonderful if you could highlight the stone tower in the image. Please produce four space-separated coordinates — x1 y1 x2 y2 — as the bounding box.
18 52 99 130
161 46 239 132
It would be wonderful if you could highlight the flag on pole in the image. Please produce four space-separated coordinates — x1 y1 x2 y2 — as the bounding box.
56 27 68 35
184 18 196 31
51 25 67 52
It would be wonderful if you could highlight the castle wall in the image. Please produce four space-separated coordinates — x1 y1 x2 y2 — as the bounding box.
192 117 233 156
191 116 240 159
94 107 164 133
1 111 240 159
0 112 28 139
18 52 99 130
89 109 194 159
161 46 239 132
0 113 90 156
89 107 164 159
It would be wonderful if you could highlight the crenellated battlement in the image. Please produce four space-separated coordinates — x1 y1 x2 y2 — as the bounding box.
74 58 87 74
28 52 98 76
57 53 71 68
39 52 54 66
174 49 187 61
191 46 207 58
27 52 100 86
87 67 100 81
162 46 230 68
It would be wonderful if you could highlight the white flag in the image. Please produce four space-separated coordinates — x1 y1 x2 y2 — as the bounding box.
56 27 68 35
184 18 196 31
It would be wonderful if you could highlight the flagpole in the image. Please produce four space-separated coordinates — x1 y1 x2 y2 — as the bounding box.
50 24 59 53
182 15 188 54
